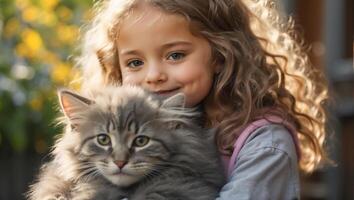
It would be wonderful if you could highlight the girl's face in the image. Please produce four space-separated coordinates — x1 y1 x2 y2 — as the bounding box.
117 4 218 107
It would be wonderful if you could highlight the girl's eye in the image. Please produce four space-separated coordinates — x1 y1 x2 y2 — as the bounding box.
133 136 150 147
97 134 111 146
127 59 144 68
167 52 185 61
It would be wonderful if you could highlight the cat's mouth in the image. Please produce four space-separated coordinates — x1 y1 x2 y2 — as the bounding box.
112 169 136 178
107 170 139 187
112 170 129 176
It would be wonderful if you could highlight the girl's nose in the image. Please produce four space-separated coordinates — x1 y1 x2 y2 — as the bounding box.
145 64 167 84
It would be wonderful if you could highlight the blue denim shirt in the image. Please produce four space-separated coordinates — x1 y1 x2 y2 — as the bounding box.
217 124 300 200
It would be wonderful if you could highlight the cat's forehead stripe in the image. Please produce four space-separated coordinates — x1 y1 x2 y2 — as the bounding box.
112 118 116 130
106 118 116 132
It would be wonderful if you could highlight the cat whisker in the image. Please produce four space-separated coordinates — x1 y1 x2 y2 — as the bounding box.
84 169 100 182
76 163 95 171
140 168 160 187
77 167 99 182
75 162 100 182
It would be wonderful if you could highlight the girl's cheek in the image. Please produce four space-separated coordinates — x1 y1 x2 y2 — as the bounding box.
175 66 207 82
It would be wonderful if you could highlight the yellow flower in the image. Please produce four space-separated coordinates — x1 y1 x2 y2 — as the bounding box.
21 28 44 55
38 11 58 27
16 29 45 59
51 63 72 84
15 43 33 58
22 5 39 23
57 24 79 44
4 18 20 38
40 0 59 10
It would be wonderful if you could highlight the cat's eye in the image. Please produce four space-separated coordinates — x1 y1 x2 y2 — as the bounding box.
97 134 111 146
133 136 150 147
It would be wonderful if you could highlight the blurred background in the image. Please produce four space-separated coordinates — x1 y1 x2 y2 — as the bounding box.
0 0 352 199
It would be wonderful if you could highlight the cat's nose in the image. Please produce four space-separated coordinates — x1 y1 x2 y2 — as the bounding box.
114 160 127 169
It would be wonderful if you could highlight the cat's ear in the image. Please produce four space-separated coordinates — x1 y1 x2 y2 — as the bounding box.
58 89 94 121
161 93 185 108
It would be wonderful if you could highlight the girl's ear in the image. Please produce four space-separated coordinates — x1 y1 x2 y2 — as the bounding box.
58 89 94 122
161 93 185 108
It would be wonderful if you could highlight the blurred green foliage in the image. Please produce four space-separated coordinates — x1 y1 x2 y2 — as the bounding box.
0 0 92 153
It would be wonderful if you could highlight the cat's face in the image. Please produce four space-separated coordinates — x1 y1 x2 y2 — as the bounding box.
59 86 189 187
76 110 176 187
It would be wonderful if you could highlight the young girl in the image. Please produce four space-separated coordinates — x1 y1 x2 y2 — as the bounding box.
76 0 329 199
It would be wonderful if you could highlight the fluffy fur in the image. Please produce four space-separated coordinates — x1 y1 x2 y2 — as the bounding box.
27 85 225 200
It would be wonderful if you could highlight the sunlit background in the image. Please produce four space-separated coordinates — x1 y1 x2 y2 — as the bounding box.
0 0 352 199
0 0 90 198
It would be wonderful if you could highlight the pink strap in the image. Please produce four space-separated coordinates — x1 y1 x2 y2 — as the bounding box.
222 115 299 177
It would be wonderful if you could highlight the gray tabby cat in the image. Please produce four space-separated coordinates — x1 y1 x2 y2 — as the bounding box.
27 85 225 200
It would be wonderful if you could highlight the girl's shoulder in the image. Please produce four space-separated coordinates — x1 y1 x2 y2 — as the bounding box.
223 117 300 177
239 124 298 160
218 124 301 200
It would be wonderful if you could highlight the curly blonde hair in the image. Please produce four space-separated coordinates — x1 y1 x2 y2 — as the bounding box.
77 0 329 173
